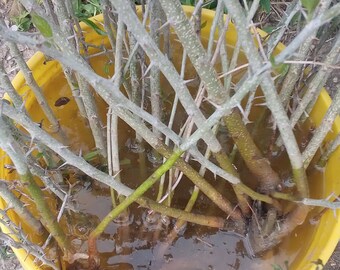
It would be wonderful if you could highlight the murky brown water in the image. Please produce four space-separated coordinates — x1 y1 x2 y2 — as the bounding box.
59 105 316 270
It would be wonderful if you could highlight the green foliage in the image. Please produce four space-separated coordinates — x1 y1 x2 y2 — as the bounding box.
73 0 102 18
181 0 196 6
83 149 101 161
269 54 289 77
271 261 289 270
274 61 289 78
31 13 53 38
12 11 32 31
202 0 217 9
11 0 103 34
180 0 217 9
272 264 284 270
278 63 289 77
35 152 44 159
301 0 320 15
103 61 111 75
81 18 107 35
201 20 207 29
262 25 275 34
260 0 271 13
72 0 106 35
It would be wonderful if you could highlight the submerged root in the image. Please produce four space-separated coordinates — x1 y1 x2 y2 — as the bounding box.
87 237 100 270
248 205 310 254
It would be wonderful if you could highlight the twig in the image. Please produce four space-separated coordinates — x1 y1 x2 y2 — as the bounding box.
1 99 244 220
207 0 224 58
157 48 187 202
7 41 66 141
0 8 273 205
318 133 340 167
102 0 116 52
64 0 88 54
75 74 107 159
0 181 44 234
0 232 58 270
106 108 117 208
34 170 74 208
42 183 71 250
297 196 340 210
62 67 88 118
159 0 226 105
149 0 163 142
89 149 184 241
0 114 73 256
0 21 249 160
222 0 309 198
109 14 125 204
217 18 230 89
283 60 340 70
42 0 58 26
265 0 300 57
110 0 224 155
223 0 258 93
273 2 340 65
51 0 73 39
0 59 24 110
290 32 340 126
159 0 282 193
279 23 318 109
219 63 250 79
303 84 340 168
1 100 134 196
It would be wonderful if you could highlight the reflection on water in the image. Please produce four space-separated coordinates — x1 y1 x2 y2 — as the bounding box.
69 157 299 270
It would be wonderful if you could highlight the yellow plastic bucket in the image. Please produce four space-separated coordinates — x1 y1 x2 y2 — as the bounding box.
0 6 339 270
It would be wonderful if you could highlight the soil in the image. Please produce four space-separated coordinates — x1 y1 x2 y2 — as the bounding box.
0 0 339 269
327 247 340 270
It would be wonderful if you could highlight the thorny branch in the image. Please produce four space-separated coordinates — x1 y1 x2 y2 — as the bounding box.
0 210 58 270
0 0 339 267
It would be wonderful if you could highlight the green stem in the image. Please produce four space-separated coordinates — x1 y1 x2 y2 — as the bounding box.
89 149 184 239
22 172 72 252
271 192 296 201
0 182 44 235
222 0 309 198
214 151 250 215
156 144 242 220
0 117 72 257
158 0 281 198
292 168 309 199
88 149 184 266
169 185 200 238
137 196 224 228
237 183 276 206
